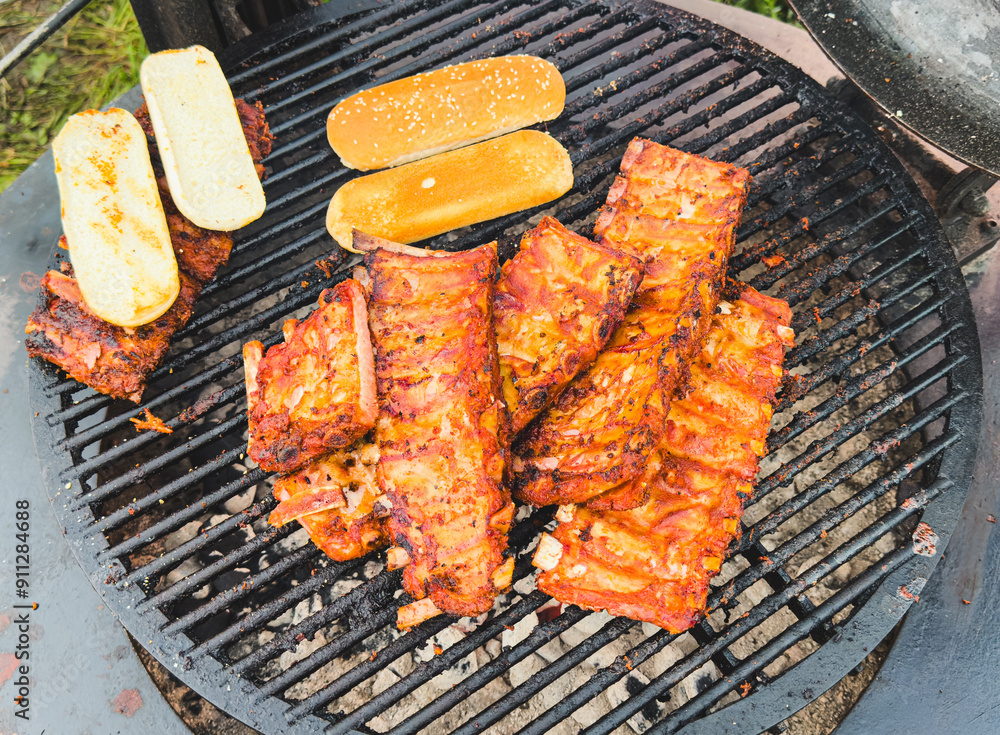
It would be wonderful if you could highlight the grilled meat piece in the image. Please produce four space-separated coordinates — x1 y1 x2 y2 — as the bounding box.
25 266 201 402
268 442 387 561
366 242 513 619
513 140 751 508
495 216 644 435
272 221 640 564
533 286 794 633
166 212 233 284
245 279 377 474
25 100 271 401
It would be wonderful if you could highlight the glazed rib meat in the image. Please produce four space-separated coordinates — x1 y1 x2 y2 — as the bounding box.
495 216 644 435
366 241 514 618
25 99 272 402
244 279 377 474
268 442 387 561
25 265 201 402
513 139 751 509
533 286 794 633
269 222 642 566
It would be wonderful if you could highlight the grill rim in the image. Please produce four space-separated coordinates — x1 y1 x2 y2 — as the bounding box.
26 0 984 732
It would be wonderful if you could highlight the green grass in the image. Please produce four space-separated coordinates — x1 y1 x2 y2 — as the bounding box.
0 0 147 192
720 0 799 25
0 0 797 194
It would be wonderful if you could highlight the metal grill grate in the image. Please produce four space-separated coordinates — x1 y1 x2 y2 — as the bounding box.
29 1 981 733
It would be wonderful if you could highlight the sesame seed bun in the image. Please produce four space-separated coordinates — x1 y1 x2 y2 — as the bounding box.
327 56 566 171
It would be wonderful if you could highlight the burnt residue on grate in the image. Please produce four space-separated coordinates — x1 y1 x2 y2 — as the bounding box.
28 0 981 733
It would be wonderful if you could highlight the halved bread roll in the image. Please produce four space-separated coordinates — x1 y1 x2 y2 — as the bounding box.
52 109 179 327
140 45 266 231
326 130 574 252
327 55 566 171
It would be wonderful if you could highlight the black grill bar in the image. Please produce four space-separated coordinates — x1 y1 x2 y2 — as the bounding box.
563 46 731 146
681 86 796 154
175 248 343 342
243 0 474 100
231 510 554 694
775 290 952 419
94 443 247 534
187 233 334 324
319 590 550 730
738 434 957 604
290 604 455 718
267 605 400 701
60 380 244 456
786 245 924 334
717 103 821 166
571 63 751 163
753 361 968 512
138 524 292 606
269 0 589 136
232 568 405 678
183 558 367 659
101 470 267 563
129 497 277 594
67 412 243 493
786 298 882 366
629 547 913 735
207 203 331 284
452 615 636 735
742 160 877 241
227 0 435 88
749 207 912 293
393 605 592 735
162 542 327 637
265 0 528 122
776 266 950 398
751 387 968 545
557 18 666 92
740 135 862 210
771 322 960 452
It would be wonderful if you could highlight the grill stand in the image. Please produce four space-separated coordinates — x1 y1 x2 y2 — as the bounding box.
0 1 1000 732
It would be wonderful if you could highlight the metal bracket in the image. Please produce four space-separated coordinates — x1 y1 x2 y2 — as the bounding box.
939 167 1000 267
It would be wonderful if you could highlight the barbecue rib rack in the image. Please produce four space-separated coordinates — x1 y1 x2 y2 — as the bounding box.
29 1 982 733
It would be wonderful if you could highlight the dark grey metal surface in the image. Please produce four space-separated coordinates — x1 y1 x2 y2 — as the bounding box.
789 0 1000 176
2 1 996 733
834 231 1000 735
0 151 190 735
129 0 226 53
23 0 986 732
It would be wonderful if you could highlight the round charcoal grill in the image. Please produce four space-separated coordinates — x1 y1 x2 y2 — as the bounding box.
29 0 982 733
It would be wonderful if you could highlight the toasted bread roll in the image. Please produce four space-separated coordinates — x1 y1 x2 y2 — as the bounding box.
52 109 179 327
140 45 266 231
327 56 565 171
326 130 573 252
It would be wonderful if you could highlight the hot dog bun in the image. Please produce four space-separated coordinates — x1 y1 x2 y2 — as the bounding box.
140 45 266 231
326 130 573 252
53 109 180 327
327 56 565 171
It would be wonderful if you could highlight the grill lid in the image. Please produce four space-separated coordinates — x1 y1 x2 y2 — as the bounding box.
790 0 1000 176
30 0 982 733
